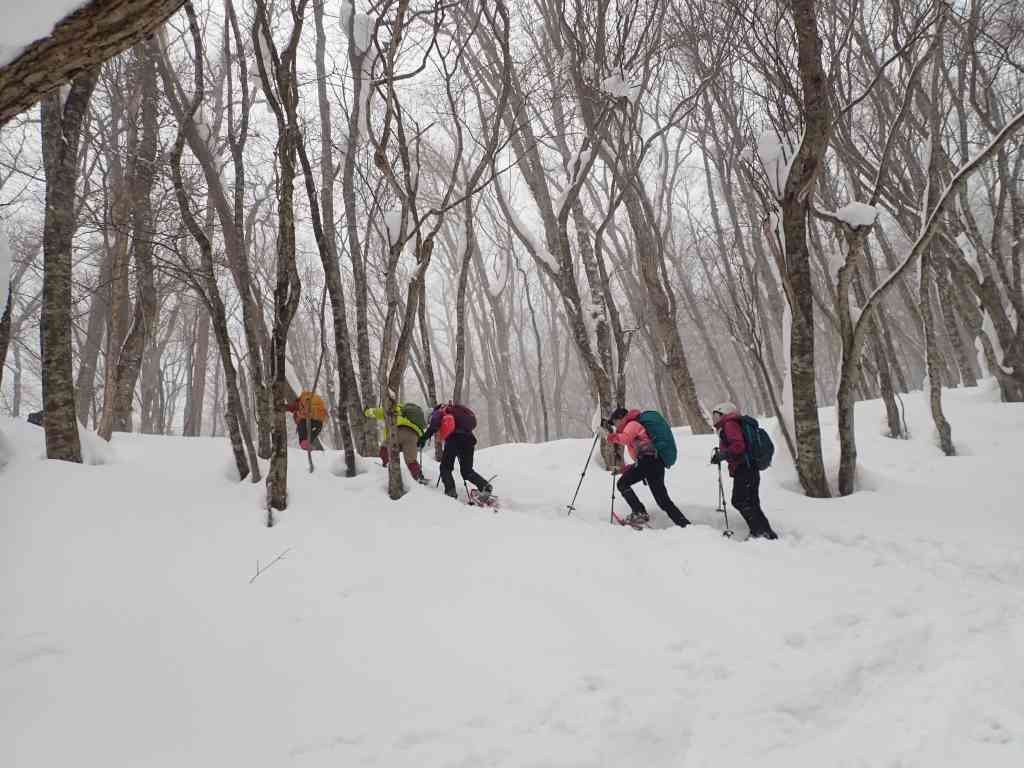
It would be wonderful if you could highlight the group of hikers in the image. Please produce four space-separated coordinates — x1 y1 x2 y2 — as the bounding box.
284 390 778 540
285 392 493 501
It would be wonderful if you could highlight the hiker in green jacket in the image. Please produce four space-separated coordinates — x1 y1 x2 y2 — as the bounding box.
365 403 429 484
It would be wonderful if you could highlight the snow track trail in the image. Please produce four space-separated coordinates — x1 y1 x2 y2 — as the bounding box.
2 383 1023 767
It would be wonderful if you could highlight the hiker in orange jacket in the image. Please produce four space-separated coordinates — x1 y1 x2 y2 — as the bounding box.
286 391 327 450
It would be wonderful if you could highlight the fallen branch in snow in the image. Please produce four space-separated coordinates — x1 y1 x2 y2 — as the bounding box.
249 548 292 584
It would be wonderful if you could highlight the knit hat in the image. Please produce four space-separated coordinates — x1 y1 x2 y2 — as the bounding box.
608 407 629 422
711 402 738 416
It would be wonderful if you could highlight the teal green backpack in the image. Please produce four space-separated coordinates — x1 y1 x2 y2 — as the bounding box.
636 410 678 468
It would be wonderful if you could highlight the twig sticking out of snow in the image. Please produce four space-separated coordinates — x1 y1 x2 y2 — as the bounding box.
249 547 292 584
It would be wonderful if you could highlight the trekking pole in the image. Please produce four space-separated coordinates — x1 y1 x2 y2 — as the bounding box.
716 461 734 538
609 469 617 525
567 433 601 516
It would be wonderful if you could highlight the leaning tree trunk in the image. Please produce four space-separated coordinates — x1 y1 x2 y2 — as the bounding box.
166 9 255 481
0 0 188 125
39 71 97 462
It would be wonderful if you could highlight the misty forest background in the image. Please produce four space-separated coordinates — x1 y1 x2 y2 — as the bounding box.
1 0 1023 508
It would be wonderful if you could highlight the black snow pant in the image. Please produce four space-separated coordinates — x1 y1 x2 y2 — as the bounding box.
297 419 324 450
440 432 490 497
617 455 690 527
731 463 777 538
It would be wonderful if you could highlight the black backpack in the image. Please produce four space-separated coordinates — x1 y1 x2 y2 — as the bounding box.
738 415 774 470
448 403 477 433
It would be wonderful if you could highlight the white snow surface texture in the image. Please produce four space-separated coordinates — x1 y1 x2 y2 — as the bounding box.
2 384 1023 766
0 1 84 68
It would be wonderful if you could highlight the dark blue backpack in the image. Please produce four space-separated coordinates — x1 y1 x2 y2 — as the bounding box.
636 410 678 468
738 415 774 470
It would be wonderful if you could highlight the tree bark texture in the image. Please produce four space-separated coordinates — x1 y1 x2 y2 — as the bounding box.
110 43 159 433
183 303 210 436
310 0 358 475
0 288 10 391
0 0 187 125
781 0 831 497
40 71 97 462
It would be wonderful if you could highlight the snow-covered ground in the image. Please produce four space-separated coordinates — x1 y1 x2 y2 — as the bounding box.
0 1 83 68
2 383 1023 766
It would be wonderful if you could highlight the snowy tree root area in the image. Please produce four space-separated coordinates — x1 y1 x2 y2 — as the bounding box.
2 383 1023 767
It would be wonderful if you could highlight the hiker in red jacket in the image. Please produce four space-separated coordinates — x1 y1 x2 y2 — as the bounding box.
604 407 690 529
711 402 778 540
418 402 492 500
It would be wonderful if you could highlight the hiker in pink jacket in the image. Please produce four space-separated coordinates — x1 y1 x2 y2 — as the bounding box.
605 407 690 529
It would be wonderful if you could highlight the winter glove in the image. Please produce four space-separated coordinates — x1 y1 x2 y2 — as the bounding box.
710 447 722 465
599 418 614 434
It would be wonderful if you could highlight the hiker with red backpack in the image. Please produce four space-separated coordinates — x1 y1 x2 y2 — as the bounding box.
602 407 691 529
418 402 493 500
365 403 430 484
710 402 778 540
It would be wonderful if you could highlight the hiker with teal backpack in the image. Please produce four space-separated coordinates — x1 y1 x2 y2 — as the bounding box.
602 407 691 529
710 402 778 540
365 403 430 484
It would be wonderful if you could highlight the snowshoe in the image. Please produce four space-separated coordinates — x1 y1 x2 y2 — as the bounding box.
616 509 650 530
467 487 499 510
627 509 650 527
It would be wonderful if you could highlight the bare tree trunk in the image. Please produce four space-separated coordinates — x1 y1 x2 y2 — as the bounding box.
110 43 159 434
338 5 376 455
452 195 478 404
74 254 111 426
183 302 210 436
155 3 273 457
0 287 10 392
167 4 255 481
255 0 307 514
309 0 358 474
518 259 549 441
210 357 221 436
97 119 134 440
934 255 978 387
40 71 97 462
779 0 831 497
920 13 955 457
921 259 955 454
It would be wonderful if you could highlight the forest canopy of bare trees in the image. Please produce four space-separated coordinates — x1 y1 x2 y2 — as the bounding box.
2 0 1024 506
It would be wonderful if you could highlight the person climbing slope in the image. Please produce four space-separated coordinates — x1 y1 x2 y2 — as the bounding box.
711 402 778 540
365 402 429 484
603 407 690 529
286 390 327 451
418 402 492 500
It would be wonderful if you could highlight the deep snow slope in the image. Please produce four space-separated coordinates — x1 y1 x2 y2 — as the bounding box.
2 383 1023 767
